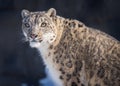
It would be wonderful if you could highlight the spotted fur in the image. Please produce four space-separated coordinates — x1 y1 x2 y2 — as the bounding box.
21 8 120 86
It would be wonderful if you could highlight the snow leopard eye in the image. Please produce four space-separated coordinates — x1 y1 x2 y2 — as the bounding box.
24 23 30 28
41 22 47 27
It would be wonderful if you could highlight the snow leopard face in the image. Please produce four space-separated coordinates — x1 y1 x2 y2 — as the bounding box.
21 8 57 47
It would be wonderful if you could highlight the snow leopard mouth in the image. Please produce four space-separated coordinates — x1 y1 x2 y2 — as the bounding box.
30 39 43 43
28 37 43 43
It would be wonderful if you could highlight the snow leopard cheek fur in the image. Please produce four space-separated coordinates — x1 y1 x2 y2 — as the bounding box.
42 32 56 43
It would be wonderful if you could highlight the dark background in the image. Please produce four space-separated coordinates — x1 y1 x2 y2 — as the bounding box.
0 0 120 86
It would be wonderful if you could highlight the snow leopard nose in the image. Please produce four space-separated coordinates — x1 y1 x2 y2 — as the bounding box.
30 34 38 39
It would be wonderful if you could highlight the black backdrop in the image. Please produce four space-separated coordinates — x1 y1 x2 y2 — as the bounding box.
0 0 120 86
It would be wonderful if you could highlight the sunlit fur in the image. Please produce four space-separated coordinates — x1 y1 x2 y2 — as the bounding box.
21 8 120 86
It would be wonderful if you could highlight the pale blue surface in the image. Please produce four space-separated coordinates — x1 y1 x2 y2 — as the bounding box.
40 68 55 86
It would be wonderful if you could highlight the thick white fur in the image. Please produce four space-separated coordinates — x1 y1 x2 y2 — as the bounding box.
29 33 63 86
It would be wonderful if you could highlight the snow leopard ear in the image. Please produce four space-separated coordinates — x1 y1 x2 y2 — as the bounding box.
47 8 56 17
21 9 30 18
